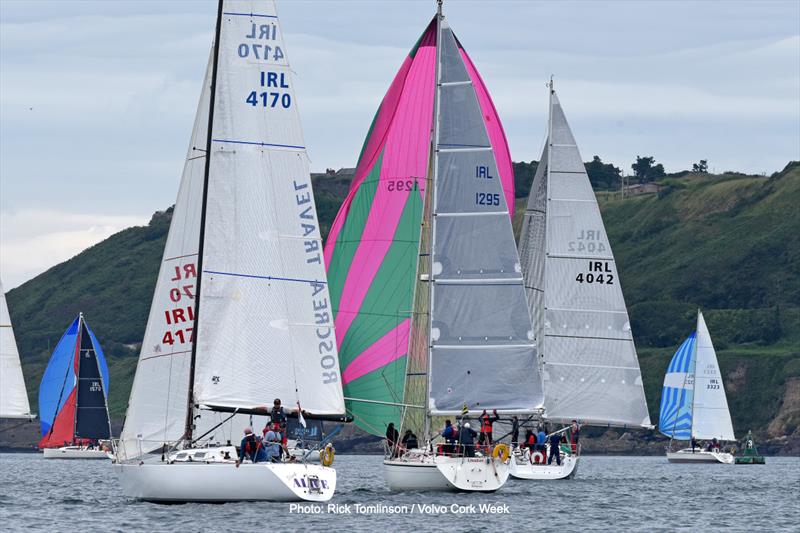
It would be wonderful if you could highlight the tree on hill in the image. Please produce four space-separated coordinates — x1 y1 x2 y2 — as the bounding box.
585 155 622 189
692 159 709 173
632 155 666 183
512 160 539 199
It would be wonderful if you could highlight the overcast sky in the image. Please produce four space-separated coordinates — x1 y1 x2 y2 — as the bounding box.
1 0 798 289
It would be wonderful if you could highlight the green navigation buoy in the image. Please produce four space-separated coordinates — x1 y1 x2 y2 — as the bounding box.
735 430 766 465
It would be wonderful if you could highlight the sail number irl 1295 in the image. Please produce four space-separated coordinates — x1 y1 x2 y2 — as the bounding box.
575 261 614 285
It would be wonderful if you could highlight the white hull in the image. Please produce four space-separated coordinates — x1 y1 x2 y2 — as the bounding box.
667 449 734 464
384 452 509 492
509 452 579 480
43 446 111 460
115 459 337 502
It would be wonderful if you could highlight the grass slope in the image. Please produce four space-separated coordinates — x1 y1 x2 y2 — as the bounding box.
6 164 799 437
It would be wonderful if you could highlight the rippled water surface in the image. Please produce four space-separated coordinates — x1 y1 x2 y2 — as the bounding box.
1 453 797 531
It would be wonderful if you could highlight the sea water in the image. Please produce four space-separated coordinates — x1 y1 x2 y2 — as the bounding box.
0 454 797 531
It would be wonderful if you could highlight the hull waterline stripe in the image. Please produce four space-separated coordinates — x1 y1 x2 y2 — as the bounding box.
203 270 326 285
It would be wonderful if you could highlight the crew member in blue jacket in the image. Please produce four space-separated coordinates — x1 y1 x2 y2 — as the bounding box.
236 427 267 467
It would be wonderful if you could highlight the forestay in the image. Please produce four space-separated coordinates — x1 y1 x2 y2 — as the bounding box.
691 312 734 440
0 279 33 419
427 20 543 415
518 89 650 427
658 333 696 440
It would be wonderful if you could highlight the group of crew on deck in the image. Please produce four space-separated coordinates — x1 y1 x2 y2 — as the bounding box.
235 398 291 466
385 409 580 466
690 436 722 453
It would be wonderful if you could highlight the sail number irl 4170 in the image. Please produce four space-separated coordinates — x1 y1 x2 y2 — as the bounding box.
161 263 196 346
575 261 614 285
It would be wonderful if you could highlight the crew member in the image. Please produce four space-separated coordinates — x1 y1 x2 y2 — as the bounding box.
442 420 457 454
537 427 547 452
511 416 520 449
263 426 282 462
459 422 477 457
236 427 266 467
570 420 580 453
269 398 288 448
401 429 419 452
386 423 400 457
547 431 563 466
478 409 499 452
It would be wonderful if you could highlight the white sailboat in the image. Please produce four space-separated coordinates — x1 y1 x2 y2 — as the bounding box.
0 279 35 421
660 311 735 464
114 0 347 502
382 4 545 492
324 0 544 493
515 82 652 480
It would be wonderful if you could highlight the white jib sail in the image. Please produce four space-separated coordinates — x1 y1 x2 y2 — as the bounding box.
518 90 650 427
192 0 345 417
117 52 214 461
0 279 33 418
691 311 735 440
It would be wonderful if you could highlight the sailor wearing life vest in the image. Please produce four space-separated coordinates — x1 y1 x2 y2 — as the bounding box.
236 427 267 467
478 409 499 452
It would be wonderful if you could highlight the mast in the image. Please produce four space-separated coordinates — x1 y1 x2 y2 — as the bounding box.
72 312 84 443
541 77 554 399
689 310 700 440
423 0 444 445
184 0 224 444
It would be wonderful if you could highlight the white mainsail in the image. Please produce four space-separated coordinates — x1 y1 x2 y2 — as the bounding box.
119 0 344 460
691 311 735 440
518 87 650 427
193 0 345 416
0 279 33 419
427 20 544 415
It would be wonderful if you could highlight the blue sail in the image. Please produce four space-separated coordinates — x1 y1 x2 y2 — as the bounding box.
658 333 696 439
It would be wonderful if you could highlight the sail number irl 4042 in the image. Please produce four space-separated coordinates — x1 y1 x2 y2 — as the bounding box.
575 261 614 285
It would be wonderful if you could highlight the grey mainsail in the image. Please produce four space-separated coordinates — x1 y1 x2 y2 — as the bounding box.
518 86 650 427
427 21 544 415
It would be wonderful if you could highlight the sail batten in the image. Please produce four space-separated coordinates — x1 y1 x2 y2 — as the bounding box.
519 90 650 428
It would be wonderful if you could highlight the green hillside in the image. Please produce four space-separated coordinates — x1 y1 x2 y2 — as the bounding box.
6 163 799 443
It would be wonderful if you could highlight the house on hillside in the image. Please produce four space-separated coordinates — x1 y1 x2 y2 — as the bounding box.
334 167 356 178
625 183 662 195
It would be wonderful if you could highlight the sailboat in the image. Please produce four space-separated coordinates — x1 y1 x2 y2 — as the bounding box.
114 0 347 502
38 313 112 459
0 279 35 421
325 1 544 492
660 310 735 464
515 82 652 480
